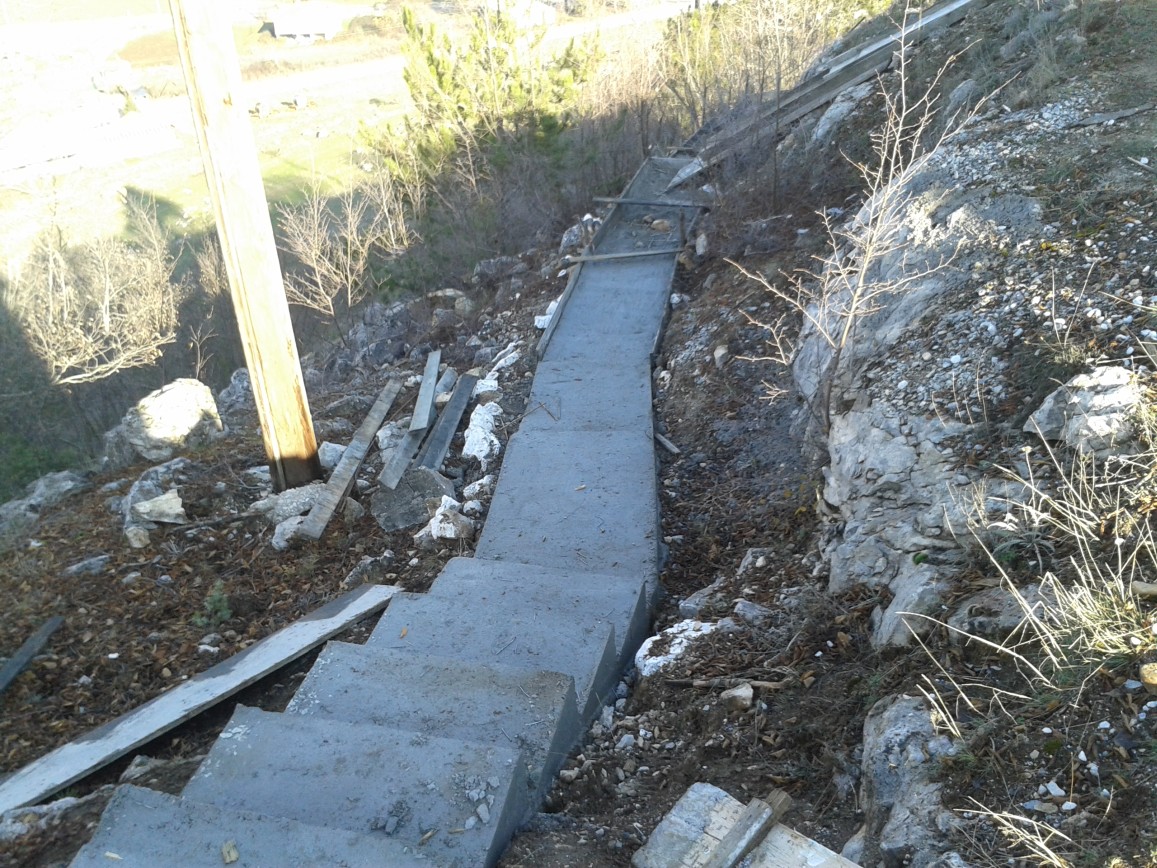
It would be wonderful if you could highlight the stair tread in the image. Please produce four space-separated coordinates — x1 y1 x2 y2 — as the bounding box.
287 641 581 799
70 784 429 867
182 706 527 868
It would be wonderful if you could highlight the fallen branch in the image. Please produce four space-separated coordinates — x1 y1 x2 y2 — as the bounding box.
665 676 794 690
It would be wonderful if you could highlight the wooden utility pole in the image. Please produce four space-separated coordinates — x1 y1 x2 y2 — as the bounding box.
168 0 321 491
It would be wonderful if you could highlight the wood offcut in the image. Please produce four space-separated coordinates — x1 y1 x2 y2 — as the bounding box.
0 616 64 697
298 378 402 540
0 585 400 814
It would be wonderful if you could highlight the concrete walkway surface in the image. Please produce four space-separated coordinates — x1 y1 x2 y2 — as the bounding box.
71 155 702 867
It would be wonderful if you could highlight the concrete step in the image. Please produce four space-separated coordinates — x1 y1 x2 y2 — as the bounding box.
519 357 654 435
70 784 428 867
367 591 618 721
182 705 527 868
286 641 581 802
539 257 677 366
432 556 650 668
474 427 660 584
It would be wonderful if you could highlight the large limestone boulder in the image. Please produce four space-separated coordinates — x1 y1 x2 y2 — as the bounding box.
842 695 961 867
1024 366 1142 456
104 379 224 470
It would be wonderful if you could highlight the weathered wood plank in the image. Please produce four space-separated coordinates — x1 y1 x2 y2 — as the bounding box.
298 379 402 540
415 374 480 471
592 196 711 209
750 824 857 867
378 426 429 490
0 616 64 697
701 792 791 868
563 247 682 264
409 350 442 432
667 0 981 192
536 261 585 359
0 584 400 813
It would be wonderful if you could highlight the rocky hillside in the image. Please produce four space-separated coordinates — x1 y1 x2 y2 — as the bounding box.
3 0 1157 865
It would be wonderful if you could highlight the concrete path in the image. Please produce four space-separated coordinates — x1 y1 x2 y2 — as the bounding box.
71 155 700 867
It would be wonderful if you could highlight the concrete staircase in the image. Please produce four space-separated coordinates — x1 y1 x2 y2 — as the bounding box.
71 156 700 867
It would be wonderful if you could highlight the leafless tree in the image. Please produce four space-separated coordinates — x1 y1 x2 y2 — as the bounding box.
4 200 182 387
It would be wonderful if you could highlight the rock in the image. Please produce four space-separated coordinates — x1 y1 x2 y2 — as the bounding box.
463 475 495 499
946 583 1054 641
376 420 407 453
342 551 395 588
635 620 719 678
1140 662 1157 694
216 368 252 413
720 683 754 711
463 403 503 470
473 256 521 284
535 298 559 329
271 515 306 551
810 81 873 148
124 526 151 548
342 497 365 522
370 468 456 532
64 555 111 577
250 482 326 525
679 577 725 618
0 471 90 552
1025 367 1142 456
435 368 458 397
737 548 774 577
318 441 346 471
615 734 636 751
103 379 223 470
131 490 188 524
732 599 773 628
844 695 960 867
419 496 475 542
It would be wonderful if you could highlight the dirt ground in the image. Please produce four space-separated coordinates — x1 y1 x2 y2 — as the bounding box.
6 0 1157 866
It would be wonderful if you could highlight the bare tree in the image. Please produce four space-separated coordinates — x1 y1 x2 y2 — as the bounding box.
4 200 182 387
738 43 980 432
277 184 411 342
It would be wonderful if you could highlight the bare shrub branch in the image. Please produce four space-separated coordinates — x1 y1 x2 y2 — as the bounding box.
5 200 182 387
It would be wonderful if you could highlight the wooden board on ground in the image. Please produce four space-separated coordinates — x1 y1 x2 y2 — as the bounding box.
379 425 430 490
0 584 400 814
409 350 442 432
563 247 682 264
633 782 856 868
666 0 981 192
298 379 403 540
415 374 480 471
0 616 64 697
701 792 790 868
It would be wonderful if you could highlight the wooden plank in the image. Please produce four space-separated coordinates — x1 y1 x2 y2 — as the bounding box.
701 792 791 868
0 616 64 697
0 584 400 813
378 425 429 490
750 825 858 867
535 261 585 359
666 48 892 192
592 196 711 209
169 0 320 490
298 379 402 540
409 350 442 432
563 247 682 264
415 374 479 471
667 0 981 192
